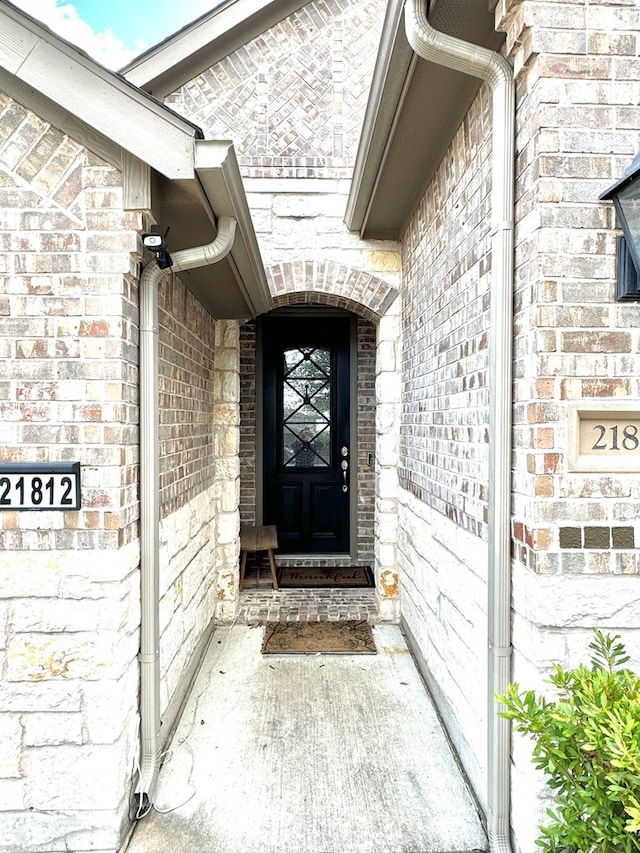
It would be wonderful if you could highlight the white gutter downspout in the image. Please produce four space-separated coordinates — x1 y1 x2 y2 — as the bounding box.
404 2 515 851
135 216 237 814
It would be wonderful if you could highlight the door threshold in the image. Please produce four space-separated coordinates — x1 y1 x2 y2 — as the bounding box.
278 554 352 560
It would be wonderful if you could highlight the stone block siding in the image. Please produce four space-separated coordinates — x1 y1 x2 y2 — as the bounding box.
165 0 386 180
400 86 493 540
159 487 216 706
212 320 242 621
398 492 488 804
500 0 640 577
374 297 401 620
0 94 142 849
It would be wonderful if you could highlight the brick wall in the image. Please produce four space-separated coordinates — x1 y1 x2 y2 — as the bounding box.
165 0 386 180
398 84 493 804
239 321 257 526
501 0 640 578
0 91 227 850
0 94 142 850
355 317 376 561
398 1 640 848
495 2 640 846
155 275 221 697
400 86 493 538
158 274 216 516
0 93 141 552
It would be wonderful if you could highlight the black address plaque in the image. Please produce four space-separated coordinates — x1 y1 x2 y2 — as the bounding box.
0 462 81 511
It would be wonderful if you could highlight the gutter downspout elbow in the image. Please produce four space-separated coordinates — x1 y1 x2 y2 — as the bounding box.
135 216 236 815
404 3 515 851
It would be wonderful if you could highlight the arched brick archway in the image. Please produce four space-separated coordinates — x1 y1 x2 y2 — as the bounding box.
265 260 398 321
239 258 401 621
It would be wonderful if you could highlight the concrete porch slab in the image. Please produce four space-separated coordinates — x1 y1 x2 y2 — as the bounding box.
124 624 487 853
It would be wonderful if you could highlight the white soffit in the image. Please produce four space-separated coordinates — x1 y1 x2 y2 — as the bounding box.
345 0 505 240
122 0 311 97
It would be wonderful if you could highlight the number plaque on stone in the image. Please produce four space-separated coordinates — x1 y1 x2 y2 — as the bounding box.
568 402 640 472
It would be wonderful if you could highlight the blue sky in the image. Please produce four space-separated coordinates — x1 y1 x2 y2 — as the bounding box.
10 0 222 68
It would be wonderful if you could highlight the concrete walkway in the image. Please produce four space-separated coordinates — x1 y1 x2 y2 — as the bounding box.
125 624 487 853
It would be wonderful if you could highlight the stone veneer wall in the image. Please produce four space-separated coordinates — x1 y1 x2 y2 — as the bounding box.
212 320 242 622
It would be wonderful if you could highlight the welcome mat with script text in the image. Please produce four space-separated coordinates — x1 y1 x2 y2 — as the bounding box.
277 566 374 588
261 620 377 655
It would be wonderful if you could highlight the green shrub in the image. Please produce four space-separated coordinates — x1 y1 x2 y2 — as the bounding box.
498 630 640 852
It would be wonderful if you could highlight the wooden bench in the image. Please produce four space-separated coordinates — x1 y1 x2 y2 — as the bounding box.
239 524 279 590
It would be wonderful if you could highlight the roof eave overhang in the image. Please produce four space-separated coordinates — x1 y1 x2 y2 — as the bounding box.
344 0 415 239
121 0 310 97
195 140 273 318
155 144 272 319
0 1 271 321
345 0 503 241
0 1 200 180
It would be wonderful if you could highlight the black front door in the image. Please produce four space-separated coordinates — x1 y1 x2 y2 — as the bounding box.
262 315 351 554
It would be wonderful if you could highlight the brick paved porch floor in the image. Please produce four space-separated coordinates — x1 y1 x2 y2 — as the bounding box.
237 562 379 624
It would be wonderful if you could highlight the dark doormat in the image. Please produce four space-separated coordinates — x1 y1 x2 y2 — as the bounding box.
261 620 377 655
277 566 374 588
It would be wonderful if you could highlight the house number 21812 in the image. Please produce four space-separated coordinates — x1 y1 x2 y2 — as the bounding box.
591 424 640 451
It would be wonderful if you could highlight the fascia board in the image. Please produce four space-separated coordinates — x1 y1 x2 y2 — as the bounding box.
121 0 309 97
0 5 198 180
0 66 123 170
344 0 414 235
195 140 272 317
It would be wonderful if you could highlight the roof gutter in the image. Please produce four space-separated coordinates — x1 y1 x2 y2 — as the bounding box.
403 2 515 850
134 217 237 816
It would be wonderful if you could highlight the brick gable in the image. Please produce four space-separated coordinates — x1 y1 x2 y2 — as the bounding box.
166 0 386 179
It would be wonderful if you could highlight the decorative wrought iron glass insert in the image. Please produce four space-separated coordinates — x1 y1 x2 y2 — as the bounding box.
282 347 331 467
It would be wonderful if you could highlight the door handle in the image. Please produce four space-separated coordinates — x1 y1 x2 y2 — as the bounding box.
341 459 348 492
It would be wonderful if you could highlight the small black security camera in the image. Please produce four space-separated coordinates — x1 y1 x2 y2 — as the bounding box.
142 234 165 251
142 232 173 269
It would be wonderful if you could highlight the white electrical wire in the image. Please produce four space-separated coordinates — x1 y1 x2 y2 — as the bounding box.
130 616 241 820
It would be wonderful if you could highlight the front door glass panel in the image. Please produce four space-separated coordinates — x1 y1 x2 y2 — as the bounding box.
282 347 331 468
